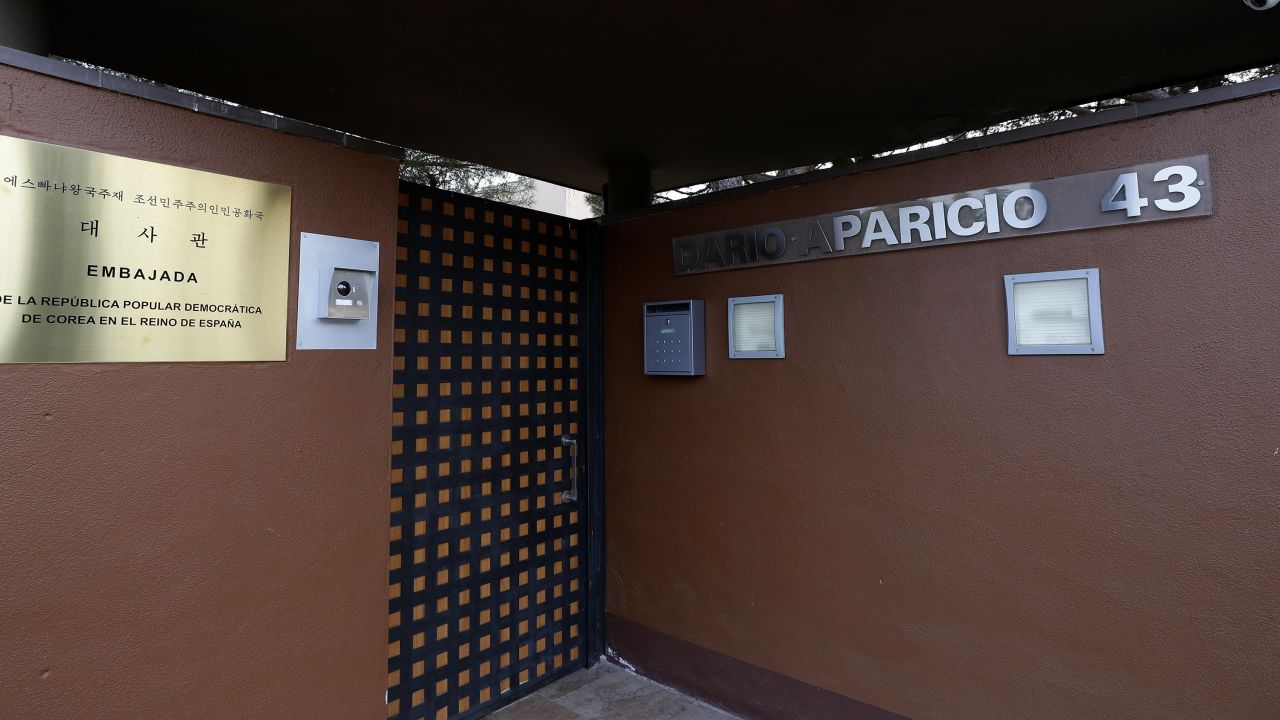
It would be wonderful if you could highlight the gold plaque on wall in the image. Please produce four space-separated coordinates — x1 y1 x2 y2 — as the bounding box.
0 134 291 362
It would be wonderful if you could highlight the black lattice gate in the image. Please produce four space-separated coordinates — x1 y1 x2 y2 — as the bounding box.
388 183 597 720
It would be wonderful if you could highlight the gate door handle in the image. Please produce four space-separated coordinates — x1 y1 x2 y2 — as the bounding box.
559 434 579 502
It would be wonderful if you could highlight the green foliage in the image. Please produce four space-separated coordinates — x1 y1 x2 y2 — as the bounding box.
400 150 535 207
668 65 1280 205
400 65 1280 214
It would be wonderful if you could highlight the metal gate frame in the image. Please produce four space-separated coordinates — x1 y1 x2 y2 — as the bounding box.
582 216 606 667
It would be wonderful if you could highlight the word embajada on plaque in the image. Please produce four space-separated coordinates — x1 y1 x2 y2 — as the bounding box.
672 156 1212 274
0 134 291 362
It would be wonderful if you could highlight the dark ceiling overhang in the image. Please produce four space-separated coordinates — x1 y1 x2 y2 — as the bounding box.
17 1 1280 193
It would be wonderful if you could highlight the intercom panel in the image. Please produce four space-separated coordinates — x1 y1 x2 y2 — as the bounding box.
296 232 380 350
643 300 705 376
319 267 374 320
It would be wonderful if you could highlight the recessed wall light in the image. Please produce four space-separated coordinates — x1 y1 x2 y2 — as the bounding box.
728 294 785 359
1005 269 1104 355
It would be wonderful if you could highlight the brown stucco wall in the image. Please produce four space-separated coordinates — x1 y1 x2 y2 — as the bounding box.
603 92 1280 719
0 65 398 719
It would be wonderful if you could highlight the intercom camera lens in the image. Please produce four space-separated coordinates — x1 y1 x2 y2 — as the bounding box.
336 281 352 296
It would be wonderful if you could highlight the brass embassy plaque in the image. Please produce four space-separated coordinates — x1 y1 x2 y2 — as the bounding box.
0 134 291 362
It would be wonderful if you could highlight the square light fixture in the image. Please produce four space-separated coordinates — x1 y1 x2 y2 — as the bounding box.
1004 268 1103 355
728 294 785 359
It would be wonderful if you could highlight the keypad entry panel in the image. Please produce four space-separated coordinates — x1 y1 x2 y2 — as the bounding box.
642 300 704 376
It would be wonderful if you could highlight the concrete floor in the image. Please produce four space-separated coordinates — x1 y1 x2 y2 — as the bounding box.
488 661 743 720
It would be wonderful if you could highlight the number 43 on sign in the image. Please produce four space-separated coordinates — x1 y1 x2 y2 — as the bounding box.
1102 164 1203 217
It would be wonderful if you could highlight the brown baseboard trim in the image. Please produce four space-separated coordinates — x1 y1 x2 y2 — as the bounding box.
606 613 913 720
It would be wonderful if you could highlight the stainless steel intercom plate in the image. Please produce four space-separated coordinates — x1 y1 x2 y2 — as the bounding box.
296 232 380 350
321 267 374 320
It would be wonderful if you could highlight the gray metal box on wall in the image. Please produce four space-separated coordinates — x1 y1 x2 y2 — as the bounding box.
644 300 705 376
296 232 380 350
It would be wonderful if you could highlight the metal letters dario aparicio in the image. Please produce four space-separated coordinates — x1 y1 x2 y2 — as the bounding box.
672 156 1212 275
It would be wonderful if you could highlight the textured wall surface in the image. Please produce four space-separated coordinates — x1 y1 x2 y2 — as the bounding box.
0 65 399 720
603 92 1280 719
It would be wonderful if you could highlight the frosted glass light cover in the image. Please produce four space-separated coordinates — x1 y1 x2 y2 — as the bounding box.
728 294 785 358
1012 278 1091 345
732 301 776 352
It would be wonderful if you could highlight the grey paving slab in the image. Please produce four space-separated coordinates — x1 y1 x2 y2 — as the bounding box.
489 662 745 720
488 692 587 720
671 700 744 720
535 664 612 701
560 685 689 719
